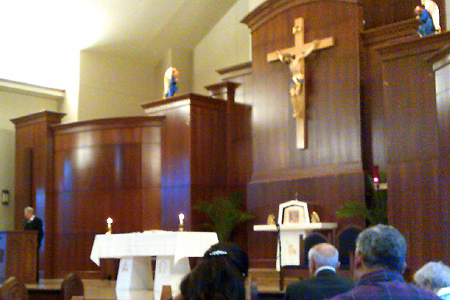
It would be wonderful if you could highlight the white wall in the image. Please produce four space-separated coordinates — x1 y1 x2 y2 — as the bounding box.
78 50 158 121
192 0 252 94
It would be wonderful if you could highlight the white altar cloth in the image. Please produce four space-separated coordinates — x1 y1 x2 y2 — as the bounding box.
253 223 337 270
90 231 218 299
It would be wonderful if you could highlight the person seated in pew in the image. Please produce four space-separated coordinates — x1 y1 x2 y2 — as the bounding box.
178 242 248 300
329 225 442 300
284 243 354 300
414 261 450 300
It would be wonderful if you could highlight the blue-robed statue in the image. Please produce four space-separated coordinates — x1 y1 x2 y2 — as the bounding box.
415 6 436 36
164 67 179 98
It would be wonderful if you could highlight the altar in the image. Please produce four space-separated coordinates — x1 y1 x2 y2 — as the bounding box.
253 223 337 270
90 231 218 300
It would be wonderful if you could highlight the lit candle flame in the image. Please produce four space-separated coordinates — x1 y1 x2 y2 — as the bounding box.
107 217 113 225
179 213 184 227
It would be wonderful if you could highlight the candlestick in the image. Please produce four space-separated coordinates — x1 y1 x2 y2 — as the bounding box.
178 213 184 231
106 217 113 234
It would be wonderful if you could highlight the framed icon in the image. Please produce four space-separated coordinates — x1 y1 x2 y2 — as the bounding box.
278 200 310 224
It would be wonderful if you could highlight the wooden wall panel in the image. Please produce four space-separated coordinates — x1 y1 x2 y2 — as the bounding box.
143 93 252 243
144 94 229 232
11 111 66 279
51 117 163 277
243 0 365 266
245 0 364 181
359 0 446 31
360 19 418 173
378 32 450 271
433 53 450 261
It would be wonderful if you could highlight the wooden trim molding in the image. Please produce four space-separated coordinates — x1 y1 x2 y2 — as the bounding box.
52 116 165 135
361 19 418 46
142 93 227 115
11 111 66 128
0 79 65 100
376 31 450 61
250 162 363 184
242 0 360 31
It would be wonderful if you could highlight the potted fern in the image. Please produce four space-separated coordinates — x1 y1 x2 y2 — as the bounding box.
336 173 388 226
194 192 254 242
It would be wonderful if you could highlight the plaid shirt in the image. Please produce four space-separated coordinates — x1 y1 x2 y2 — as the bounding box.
329 269 441 300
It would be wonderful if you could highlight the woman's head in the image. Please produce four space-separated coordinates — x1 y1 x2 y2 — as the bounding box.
180 242 248 300
204 242 249 277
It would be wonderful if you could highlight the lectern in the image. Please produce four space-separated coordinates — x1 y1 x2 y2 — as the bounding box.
0 231 37 284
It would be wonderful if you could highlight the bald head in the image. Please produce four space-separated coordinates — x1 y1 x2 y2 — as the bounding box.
308 243 340 269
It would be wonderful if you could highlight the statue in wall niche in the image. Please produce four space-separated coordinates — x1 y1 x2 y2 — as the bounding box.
414 0 440 37
163 67 179 98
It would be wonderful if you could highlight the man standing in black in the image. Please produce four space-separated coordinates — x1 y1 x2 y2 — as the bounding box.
285 243 354 300
24 206 44 248
24 206 44 281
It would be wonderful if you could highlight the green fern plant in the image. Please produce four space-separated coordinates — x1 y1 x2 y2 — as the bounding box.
194 192 254 242
336 174 388 226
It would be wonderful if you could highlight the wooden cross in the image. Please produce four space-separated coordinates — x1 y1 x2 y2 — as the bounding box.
267 17 334 149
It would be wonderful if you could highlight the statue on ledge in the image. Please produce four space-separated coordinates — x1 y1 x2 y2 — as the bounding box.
414 0 440 37
163 67 179 98
422 0 441 33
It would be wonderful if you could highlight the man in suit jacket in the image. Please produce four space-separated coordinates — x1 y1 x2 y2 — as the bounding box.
24 206 44 249
285 243 354 300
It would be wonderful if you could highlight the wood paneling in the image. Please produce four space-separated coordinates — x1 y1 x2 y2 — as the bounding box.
242 0 365 267
143 93 252 234
360 0 445 31
360 19 420 173
0 231 37 284
432 50 450 263
11 111 66 279
51 116 163 277
244 0 446 32
377 32 450 271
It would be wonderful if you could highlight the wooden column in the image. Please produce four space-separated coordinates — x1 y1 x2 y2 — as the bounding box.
142 94 228 232
378 31 450 271
11 111 66 279
142 93 252 239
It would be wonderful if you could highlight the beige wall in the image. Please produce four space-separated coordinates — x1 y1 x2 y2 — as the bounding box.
192 0 252 94
78 50 158 121
0 90 62 230
0 129 16 231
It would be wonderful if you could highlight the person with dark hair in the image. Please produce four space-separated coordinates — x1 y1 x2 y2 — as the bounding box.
179 242 248 300
330 224 442 300
205 242 249 277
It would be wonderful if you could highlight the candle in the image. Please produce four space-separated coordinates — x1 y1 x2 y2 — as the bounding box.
179 213 184 227
107 217 113 231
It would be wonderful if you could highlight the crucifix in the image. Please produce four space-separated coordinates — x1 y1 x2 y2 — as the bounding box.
267 17 334 149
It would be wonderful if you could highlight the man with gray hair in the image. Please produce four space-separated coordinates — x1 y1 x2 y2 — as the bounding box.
330 224 441 300
24 206 44 249
285 243 354 300
414 261 450 299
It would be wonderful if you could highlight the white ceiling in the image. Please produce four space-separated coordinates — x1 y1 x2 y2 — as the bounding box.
1 0 240 65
